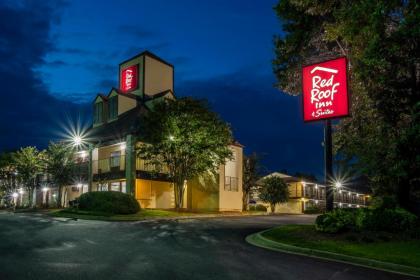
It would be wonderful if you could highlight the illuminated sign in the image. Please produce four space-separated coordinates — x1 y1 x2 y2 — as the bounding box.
120 65 138 92
302 57 349 122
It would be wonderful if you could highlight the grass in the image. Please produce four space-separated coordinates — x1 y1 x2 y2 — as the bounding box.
262 225 420 268
50 208 205 221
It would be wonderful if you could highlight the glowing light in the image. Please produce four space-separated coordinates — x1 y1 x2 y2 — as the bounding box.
18 189 24 194
339 202 342 207
315 200 319 204
42 187 49 192
76 183 82 189
12 192 18 198
315 184 318 189
169 135 175 141
301 181 306 187
335 181 342 188
120 142 126 150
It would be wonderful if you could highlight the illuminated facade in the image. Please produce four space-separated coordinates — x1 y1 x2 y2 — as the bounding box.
252 172 369 213
64 51 243 211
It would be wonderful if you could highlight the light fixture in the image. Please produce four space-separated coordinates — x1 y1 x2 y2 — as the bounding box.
76 183 82 189
12 192 18 198
315 184 318 189
42 187 49 192
120 142 126 150
335 181 342 188
18 189 24 194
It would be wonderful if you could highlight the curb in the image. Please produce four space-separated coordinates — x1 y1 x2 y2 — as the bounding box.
246 229 420 278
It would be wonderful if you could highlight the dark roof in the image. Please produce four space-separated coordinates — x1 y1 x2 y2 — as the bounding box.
108 87 140 100
87 105 148 144
143 89 174 101
119 50 174 68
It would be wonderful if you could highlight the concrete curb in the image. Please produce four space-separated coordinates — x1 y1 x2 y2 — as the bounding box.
246 229 420 278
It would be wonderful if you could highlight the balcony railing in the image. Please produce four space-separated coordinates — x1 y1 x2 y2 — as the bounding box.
92 156 169 175
93 155 126 174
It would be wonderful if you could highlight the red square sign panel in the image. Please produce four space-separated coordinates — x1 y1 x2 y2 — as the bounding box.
302 57 349 122
120 65 138 92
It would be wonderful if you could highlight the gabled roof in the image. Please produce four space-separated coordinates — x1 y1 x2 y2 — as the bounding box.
119 50 174 68
93 93 108 103
107 87 140 100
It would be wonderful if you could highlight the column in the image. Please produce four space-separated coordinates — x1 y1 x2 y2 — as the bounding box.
125 134 136 196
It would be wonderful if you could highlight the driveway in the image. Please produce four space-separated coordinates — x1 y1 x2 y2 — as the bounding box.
0 212 415 280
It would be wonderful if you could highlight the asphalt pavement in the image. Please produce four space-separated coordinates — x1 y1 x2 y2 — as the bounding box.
0 212 416 280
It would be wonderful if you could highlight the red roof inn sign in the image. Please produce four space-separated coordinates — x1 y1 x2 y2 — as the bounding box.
120 65 138 92
302 57 349 122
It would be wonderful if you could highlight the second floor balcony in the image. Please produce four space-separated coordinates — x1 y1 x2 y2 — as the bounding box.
92 155 169 175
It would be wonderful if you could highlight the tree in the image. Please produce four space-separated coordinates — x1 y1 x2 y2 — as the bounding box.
12 147 44 207
137 97 233 209
242 153 263 211
44 142 76 208
273 1 420 211
259 176 289 213
0 152 19 206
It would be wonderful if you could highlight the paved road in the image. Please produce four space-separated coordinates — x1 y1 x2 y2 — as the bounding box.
0 212 416 280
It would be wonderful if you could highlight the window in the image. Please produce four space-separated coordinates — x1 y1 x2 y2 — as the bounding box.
110 182 120 192
108 96 118 120
94 102 103 124
224 176 238 192
110 151 121 168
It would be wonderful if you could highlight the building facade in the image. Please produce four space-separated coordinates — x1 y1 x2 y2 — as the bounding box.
63 51 243 211
252 172 369 213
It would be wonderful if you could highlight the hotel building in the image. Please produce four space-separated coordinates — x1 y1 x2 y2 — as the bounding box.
252 172 369 213
61 51 243 211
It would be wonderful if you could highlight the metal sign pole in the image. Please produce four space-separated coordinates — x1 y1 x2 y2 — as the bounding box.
324 119 333 211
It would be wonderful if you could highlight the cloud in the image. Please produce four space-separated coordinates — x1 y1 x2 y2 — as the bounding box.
177 70 324 176
116 24 155 39
0 1 89 151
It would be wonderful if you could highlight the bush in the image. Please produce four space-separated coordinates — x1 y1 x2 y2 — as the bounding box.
255 204 268 212
248 205 256 211
77 191 140 214
362 207 417 233
315 209 360 233
304 206 324 214
315 207 418 234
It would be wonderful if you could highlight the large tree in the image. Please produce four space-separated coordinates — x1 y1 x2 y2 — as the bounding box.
137 98 233 209
273 0 419 211
259 176 289 213
242 153 263 211
44 142 76 208
0 152 18 205
12 147 44 206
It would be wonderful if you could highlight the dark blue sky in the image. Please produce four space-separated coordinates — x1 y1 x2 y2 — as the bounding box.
0 0 324 177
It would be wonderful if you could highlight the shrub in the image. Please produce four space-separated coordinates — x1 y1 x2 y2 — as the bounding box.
362 207 417 233
304 206 324 214
77 191 140 214
315 209 360 233
248 205 256 211
255 204 268 212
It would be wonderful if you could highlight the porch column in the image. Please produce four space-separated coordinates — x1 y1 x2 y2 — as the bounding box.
88 144 93 192
125 134 136 196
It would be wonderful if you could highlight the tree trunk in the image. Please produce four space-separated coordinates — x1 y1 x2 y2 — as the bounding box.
57 185 63 208
270 203 275 213
174 181 185 210
397 180 411 211
242 191 248 211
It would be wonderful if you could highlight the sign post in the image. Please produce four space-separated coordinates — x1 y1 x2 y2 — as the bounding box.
302 57 349 212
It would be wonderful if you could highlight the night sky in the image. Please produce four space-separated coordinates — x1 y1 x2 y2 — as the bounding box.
0 0 324 177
